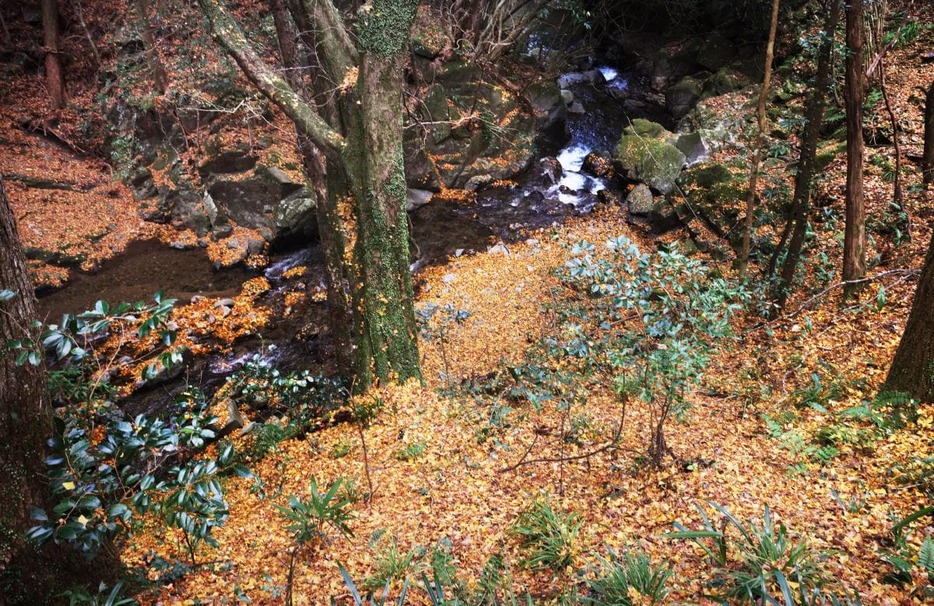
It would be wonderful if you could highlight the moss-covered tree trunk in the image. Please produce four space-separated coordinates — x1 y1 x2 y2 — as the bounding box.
884 230 934 401
200 0 421 391
344 53 421 387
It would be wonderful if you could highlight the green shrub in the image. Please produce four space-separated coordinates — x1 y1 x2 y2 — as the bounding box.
564 236 745 465
276 477 355 545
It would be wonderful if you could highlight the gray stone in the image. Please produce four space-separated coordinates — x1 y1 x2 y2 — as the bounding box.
406 188 433 212
627 184 655 215
675 131 707 165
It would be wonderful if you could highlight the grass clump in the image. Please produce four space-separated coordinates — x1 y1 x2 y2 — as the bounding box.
513 494 582 572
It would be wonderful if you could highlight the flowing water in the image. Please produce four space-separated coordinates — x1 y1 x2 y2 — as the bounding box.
38 60 672 404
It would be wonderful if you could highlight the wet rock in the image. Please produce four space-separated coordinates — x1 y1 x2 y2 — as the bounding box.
582 152 616 179
274 188 318 245
560 89 574 105
557 70 605 89
406 188 433 212
524 190 545 205
537 157 563 186
567 100 585 114
675 132 707 165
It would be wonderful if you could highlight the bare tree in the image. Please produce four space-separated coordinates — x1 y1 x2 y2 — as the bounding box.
770 0 841 310
738 0 781 277
924 80 934 192
843 0 866 297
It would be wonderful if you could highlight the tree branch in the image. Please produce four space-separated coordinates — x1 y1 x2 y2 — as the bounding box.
198 0 346 155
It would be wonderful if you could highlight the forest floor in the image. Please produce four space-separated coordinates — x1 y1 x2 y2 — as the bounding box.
0 0 932 603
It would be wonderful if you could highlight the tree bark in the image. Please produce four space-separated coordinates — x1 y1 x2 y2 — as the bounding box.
843 0 866 297
884 230 934 401
201 0 422 391
0 177 52 601
42 0 65 109
773 0 841 310
738 0 781 277
924 80 934 190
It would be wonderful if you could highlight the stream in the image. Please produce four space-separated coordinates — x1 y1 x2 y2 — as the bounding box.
37 60 673 408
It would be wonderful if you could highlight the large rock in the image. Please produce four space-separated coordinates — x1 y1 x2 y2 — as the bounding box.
678 160 746 247
615 120 686 194
666 76 703 120
627 183 654 215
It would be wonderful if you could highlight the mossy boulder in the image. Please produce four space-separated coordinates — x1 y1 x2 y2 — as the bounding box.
615 123 686 195
666 76 703 119
626 118 671 139
679 160 747 247
410 5 448 59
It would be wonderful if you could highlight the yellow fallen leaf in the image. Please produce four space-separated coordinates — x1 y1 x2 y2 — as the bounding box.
62 481 75 490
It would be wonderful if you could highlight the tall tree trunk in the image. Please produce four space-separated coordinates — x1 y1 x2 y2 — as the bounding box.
0 177 52 602
200 0 421 392
884 229 934 401
347 54 421 387
131 0 168 93
924 80 934 191
773 0 841 310
738 0 780 277
42 0 65 109
843 0 866 297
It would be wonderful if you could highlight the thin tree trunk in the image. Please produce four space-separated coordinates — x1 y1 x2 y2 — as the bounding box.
923 80 934 191
843 0 866 297
878 60 907 237
0 9 12 47
42 0 65 109
884 230 934 401
131 0 168 93
73 0 101 70
773 0 841 311
738 0 780 277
